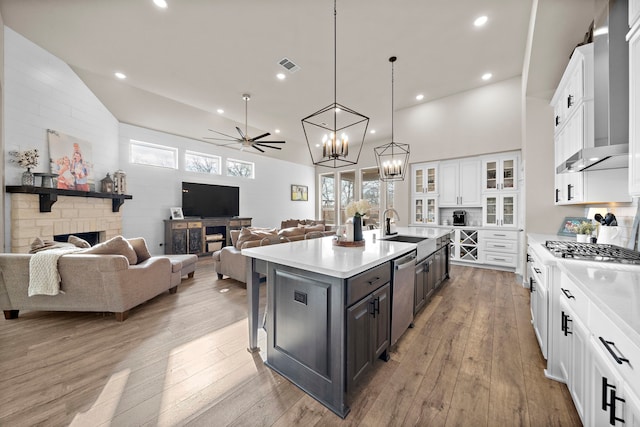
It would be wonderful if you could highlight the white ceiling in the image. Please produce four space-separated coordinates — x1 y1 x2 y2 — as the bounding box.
0 0 597 165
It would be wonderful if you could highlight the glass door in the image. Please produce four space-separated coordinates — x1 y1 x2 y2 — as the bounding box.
426 199 436 224
502 159 515 190
413 198 424 223
502 195 516 226
426 166 436 193
485 161 497 190
484 196 497 226
414 168 424 193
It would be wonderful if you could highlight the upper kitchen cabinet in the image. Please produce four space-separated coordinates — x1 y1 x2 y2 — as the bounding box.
482 194 518 228
439 159 482 207
412 162 438 195
482 154 518 192
629 10 640 196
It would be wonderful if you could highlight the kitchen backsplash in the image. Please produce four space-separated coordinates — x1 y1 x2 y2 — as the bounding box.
440 207 483 227
586 203 639 249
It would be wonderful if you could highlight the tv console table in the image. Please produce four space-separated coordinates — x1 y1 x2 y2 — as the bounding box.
164 217 252 256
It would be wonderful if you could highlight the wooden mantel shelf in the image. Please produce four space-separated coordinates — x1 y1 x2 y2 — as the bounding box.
5 186 133 213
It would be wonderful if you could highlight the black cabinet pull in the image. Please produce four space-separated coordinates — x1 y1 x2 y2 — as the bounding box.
555 115 560 126
367 277 381 286
529 277 535 293
602 376 626 425
527 254 532 263
374 297 380 316
567 184 573 200
533 267 542 274
555 188 560 203
599 337 630 365
369 300 376 317
561 288 575 299
567 94 574 108
561 311 572 335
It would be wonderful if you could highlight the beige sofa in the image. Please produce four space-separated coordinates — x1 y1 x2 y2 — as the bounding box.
0 237 197 321
212 221 334 283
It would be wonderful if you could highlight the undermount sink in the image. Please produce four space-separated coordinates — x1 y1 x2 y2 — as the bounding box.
382 235 428 244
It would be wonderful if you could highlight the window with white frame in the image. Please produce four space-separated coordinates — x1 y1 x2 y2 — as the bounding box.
361 167 380 227
130 139 178 169
185 150 221 174
226 158 254 178
320 173 336 226
339 170 356 223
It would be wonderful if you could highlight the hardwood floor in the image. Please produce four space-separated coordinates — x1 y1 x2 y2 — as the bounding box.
0 259 581 426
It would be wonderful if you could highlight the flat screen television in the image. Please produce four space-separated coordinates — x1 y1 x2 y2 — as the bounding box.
181 182 239 218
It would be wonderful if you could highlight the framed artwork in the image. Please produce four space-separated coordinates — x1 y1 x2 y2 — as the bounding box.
291 184 308 201
557 216 590 236
48 129 94 191
170 207 184 220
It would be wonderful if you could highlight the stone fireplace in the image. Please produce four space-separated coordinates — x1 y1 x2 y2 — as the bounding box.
9 193 123 253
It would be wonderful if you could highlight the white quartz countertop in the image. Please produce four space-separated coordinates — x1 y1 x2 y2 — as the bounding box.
242 227 452 279
557 260 640 347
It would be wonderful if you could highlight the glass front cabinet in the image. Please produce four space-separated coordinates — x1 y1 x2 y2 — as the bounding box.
412 197 438 225
412 162 438 195
482 194 518 227
483 155 517 192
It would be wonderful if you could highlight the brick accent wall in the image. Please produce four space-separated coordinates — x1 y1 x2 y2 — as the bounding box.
10 194 123 253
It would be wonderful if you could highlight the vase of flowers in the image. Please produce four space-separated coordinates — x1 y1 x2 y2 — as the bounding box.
345 199 371 242
9 149 39 187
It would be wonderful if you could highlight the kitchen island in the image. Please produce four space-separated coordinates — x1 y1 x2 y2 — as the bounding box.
242 227 451 417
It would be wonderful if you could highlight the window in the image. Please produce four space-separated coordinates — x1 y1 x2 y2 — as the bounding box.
320 173 336 225
386 181 395 209
185 150 221 174
361 167 380 227
130 139 178 169
226 158 254 178
339 170 356 223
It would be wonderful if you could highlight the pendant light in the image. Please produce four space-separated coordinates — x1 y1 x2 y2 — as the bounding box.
301 0 369 168
375 56 410 181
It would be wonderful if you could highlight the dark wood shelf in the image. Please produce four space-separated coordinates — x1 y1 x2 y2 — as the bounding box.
5 186 133 213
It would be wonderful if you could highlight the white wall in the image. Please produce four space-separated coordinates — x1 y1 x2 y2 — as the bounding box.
119 124 316 254
3 27 119 250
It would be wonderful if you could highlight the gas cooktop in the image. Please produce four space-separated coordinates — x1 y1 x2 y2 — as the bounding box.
545 241 640 265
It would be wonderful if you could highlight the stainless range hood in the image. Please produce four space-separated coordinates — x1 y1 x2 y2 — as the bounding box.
557 0 629 174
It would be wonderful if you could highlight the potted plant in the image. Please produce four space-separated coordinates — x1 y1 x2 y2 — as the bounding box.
575 221 595 242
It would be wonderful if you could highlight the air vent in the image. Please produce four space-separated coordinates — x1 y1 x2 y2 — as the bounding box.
278 57 300 73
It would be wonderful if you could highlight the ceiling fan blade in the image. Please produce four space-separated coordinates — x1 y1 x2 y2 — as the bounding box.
203 136 240 142
249 132 271 142
254 143 283 150
236 127 246 139
252 144 265 153
203 140 242 147
255 140 285 144
208 129 240 140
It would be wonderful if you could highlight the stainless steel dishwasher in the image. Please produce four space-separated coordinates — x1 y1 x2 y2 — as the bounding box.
391 251 416 346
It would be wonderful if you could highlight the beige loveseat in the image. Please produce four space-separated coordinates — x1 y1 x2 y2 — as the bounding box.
212 221 334 283
0 236 196 321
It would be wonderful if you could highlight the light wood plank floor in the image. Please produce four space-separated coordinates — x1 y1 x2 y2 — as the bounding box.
0 259 581 426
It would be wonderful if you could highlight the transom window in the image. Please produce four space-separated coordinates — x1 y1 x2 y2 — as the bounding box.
185 150 221 174
130 139 178 169
226 158 254 178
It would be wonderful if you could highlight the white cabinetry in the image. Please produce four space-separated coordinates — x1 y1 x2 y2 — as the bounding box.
482 194 517 228
449 228 479 263
629 17 640 196
412 162 438 195
411 196 438 225
527 248 548 359
439 159 481 207
482 154 517 191
480 229 519 268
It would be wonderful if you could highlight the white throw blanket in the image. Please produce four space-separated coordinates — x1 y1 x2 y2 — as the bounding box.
28 247 83 296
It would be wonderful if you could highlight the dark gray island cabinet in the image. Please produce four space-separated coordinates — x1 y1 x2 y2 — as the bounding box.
242 233 415 418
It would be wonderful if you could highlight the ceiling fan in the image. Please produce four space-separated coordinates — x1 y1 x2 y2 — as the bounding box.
204 94 285 153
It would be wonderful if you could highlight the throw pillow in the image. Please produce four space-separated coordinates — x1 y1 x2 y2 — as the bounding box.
68 235 91 248
235 227 277 250
127 237 151 264
229 230 241 248
304 224 325 233
278 226 305 238
81 235 138 265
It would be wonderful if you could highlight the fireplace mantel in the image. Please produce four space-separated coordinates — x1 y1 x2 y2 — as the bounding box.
6 186 132 212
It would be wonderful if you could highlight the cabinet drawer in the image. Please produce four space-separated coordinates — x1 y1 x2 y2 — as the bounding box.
229 220 241 226
590 305 640 398
483 230 518 240
187 221 202 228
559 272 588 321
241 219 251 226
347 263 391 306
484 239 517 253
172 222 188 229
483 252 516 267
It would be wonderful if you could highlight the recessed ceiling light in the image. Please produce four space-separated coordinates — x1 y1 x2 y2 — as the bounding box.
335 108 341 113
275 129 281 134
474 16 488 27
114 72 126 79
276 73 286 80
370 130 376 134
588 157 600 161
315 143 321 148
217 109 224 114
416 94 424 101
153 0 168 8
482 73 492 81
